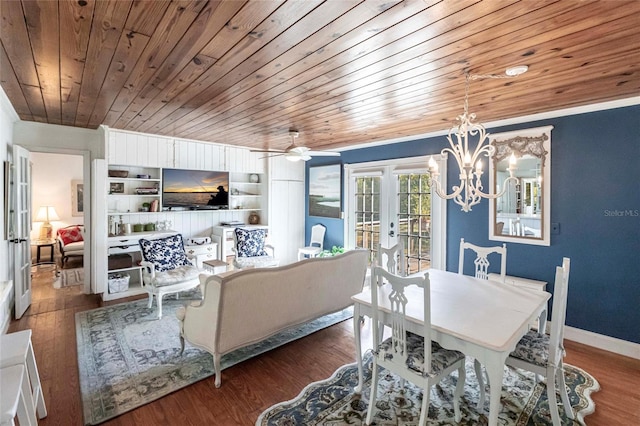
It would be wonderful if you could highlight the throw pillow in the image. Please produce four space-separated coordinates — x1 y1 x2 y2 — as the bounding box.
139 234 191 272
234 228 268 257
58 226 84 245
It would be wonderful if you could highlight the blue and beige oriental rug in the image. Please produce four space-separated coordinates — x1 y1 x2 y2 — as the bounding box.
257 353 599 425
75 297 353 425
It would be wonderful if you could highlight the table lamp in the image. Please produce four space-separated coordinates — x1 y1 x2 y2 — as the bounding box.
35 206 60 240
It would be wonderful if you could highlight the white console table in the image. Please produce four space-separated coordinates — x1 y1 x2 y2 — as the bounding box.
184 243 219 269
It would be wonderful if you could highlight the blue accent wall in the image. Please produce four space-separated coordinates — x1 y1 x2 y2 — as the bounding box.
305 105 640 344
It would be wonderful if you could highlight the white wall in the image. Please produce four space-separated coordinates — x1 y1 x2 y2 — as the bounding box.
30 152 84 240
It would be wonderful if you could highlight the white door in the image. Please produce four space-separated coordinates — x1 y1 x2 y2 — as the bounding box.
12 145 32 318
345 156 447 273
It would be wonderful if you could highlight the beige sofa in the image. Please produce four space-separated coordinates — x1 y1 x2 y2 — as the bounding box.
177 249 368 387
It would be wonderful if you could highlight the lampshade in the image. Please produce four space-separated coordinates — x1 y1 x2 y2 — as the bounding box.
35 206 60 240
35 206 60 222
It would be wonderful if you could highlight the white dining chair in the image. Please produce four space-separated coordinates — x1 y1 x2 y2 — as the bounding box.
458 238 507 406
366 266 466 425
297 224 326 260
458 238 507 282
377 240 406 276
506 257 574 426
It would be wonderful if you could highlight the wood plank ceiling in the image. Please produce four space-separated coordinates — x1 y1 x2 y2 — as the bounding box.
1 0 639 152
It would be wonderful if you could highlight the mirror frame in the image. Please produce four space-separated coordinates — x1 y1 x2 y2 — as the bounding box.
489 125 553 246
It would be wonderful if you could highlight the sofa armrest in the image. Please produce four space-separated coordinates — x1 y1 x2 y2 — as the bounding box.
178 275 223 360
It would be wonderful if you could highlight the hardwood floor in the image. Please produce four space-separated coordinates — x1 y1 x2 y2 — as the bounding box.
8 268 640 425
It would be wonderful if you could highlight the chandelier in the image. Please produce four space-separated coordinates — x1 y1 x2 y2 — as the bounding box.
428 67 527 212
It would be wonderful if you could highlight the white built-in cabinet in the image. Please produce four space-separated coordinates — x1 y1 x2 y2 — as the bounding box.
93 129 272 300
268 156 305 265
93 129 306 299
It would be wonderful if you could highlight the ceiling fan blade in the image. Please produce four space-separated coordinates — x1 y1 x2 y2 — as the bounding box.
258 153 285 160
250 148 285 153
307 151 341 157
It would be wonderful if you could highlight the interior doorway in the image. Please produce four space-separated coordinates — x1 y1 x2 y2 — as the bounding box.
30 152 86 308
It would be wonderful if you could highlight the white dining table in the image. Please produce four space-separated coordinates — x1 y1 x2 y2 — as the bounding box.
351 268 550 426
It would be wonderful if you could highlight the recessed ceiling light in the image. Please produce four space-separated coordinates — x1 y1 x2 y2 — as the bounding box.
505 65 529 76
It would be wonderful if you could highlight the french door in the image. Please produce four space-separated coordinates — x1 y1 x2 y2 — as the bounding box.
344 156 447 273
12 145 32 318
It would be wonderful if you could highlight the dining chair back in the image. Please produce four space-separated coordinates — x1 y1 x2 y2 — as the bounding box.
506 257 574 426
366 266 465 425
297 224 326 260
377 240 406 276
458 238 507 282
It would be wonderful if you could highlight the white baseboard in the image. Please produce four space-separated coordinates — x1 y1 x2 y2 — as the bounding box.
565 325 640 360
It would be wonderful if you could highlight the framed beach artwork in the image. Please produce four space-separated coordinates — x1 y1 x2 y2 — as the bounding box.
309 164 341 218
72 179 84 217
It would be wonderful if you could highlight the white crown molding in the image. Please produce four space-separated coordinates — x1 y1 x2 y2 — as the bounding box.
564 325 640 360
339 96 640 152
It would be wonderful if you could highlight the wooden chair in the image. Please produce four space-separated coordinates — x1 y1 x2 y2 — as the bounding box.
458 238 507 282
506 257 574 426
377 240 406 276
366 266 466 425
297 224 326 260
138 234 201 319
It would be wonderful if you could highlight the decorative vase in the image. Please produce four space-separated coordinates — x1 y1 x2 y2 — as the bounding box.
248 211 260 224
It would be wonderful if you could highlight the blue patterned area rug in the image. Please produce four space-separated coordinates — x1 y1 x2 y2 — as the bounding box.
75 297 353 425
257 353 599 425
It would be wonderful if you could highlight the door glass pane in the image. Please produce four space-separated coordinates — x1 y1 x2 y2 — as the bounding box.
397 173 431 274
354 176 380 262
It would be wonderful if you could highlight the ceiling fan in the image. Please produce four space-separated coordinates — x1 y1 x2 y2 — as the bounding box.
251 130 340 162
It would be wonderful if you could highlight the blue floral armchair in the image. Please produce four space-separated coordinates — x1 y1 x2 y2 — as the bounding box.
232 228 279 269
138 234 202 318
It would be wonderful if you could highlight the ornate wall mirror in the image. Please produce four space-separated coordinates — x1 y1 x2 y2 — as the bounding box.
489 126 552 246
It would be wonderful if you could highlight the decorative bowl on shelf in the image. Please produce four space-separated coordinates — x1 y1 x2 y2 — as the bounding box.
108 170 128 178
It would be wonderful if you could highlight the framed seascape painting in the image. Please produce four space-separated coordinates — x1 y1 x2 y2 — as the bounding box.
309 164 341 218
